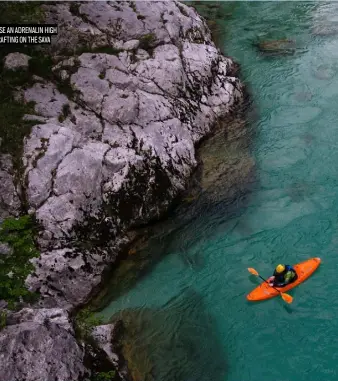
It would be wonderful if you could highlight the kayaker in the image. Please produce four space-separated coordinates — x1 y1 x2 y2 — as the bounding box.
268 264 298 287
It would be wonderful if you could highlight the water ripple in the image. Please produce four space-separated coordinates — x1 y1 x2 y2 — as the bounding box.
100 2 338 381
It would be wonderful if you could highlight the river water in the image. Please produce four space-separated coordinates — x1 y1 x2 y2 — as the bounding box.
99 2 338 380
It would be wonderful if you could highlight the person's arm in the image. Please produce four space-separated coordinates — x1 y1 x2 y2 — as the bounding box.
268 276 275 286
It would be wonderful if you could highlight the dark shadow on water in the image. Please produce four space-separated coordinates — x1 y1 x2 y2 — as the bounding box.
109 288 229 381
93 188 254 309
92 98 259 311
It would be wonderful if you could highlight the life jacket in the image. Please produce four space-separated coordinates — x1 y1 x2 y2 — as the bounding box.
274 265 296 285
284 265 296 282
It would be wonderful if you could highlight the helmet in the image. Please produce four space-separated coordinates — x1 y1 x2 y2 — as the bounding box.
276 264 285 273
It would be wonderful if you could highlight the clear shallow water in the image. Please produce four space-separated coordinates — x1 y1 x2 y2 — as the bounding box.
99 2 338 380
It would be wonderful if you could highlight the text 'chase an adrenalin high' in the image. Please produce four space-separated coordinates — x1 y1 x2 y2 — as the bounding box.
0 24 58 45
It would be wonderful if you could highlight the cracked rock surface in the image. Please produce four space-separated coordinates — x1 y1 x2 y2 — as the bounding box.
21 1 243 309
0 2 245 380
0 154 21 221
0 308 88 381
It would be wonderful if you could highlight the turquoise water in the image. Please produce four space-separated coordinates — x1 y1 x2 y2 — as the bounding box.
99 2 338 380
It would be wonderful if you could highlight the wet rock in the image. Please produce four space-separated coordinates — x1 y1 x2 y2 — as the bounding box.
286 181 312 203
255 39 296 55
198 115 255 202
0 308 89 381
3 52 31 71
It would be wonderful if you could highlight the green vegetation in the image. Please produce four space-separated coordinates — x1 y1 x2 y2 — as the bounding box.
139 33 157 52
29 54 54 80
0 311 7 330
92 370 116 381
69 2 81 17
0 1 45 24
0 215 40 309
0 73 36 164
99 69 106 80
31 137 49 169
75 309 118 381
0 2 51 175
58 103 71 123
0 52 54 175
129 1 137 13
75 308 104 341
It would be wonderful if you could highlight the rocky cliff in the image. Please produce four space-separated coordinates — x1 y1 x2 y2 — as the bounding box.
0 1 244 380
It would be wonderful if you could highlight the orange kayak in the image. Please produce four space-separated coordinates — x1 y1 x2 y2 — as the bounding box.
247 257 321 301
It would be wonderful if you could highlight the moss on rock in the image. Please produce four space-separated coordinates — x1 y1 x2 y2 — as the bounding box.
0 215 40 309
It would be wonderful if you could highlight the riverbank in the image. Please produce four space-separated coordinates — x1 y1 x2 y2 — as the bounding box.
0 1 245 380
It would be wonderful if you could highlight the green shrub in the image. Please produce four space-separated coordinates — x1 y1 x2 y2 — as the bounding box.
75 308 103 341
0 215 40 309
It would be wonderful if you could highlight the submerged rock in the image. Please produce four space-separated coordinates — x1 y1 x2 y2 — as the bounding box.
286 181 312 203
312 24 338 36
197 115 255 202
301 132 315 145
109 289 227 381
91 107 256 305
255 39 296 55
313 64 337 80
294 91 312 102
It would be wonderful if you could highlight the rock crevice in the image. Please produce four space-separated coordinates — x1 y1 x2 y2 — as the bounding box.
0 1 246 380
21 1 243 309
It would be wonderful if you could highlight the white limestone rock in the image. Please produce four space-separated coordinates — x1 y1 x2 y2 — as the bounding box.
3 52 31 71
20 0 244 310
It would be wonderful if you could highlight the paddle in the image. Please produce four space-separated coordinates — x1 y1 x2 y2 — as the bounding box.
248 267 293 304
